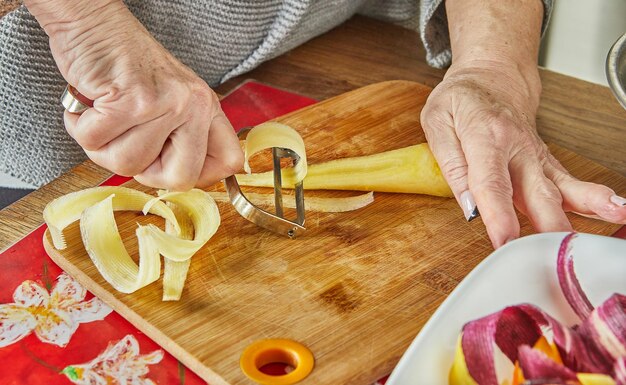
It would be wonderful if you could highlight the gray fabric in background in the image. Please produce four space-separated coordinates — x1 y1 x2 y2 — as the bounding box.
0 9 85 187
0 0 552 188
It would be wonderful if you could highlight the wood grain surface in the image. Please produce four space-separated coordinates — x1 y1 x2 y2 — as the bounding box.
43 81 625 385
0 1 19 18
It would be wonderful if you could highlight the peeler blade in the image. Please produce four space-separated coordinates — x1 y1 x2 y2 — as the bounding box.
223 128 306 239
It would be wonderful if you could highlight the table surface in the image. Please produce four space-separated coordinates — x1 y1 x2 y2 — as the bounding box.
1 15 625 249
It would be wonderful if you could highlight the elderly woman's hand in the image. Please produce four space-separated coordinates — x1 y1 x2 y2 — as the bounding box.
27 0 243 190
422 59 626 248
423 0 626 248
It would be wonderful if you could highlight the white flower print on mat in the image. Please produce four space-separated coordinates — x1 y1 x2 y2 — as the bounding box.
62 335 164 385
0 272 112 347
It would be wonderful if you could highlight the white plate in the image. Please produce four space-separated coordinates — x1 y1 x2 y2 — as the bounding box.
387 232 626 385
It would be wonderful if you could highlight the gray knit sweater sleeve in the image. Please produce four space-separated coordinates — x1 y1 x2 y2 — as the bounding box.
419 0 554 68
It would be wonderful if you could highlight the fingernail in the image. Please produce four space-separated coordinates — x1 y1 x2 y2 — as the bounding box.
610 195 626 207
460 190 480 222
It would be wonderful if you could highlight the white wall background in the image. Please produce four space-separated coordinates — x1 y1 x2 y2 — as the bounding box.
540 0 626 86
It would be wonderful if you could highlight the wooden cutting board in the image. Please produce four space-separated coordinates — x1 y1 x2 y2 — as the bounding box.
44 81 626 385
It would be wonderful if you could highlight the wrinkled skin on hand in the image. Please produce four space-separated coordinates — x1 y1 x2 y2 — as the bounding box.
44 1 243 190
421 60 626 248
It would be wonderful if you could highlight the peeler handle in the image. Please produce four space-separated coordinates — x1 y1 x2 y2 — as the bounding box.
60 84 94 114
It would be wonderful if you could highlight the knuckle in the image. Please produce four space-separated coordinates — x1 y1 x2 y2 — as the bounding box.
166 81 215 122
419 104 433 124
484 113 517 147
472 172 513 199
107 151 142 176
169 82 200 118
133 88 160 119
420 104 445 130
73 128 105 151
439 155 468 188
476 108 525 145
193 84 219 113
420 108 452 144
550 170 571 187
515 139 540 156
221 149 244 176
533 181 563 206
485 112 513 130
164 173 195 192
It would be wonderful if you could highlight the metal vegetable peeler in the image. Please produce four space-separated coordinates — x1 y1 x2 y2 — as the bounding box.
61 84 306 238
223 127 306 239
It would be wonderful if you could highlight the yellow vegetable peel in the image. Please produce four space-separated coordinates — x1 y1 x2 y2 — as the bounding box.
79 195 162 293
207 191 374 212
244 122 307 183
45 187 220 299
141 190 220 262
450 335 479 385
577 373 617 385
44 186 180 250
162 202 195 301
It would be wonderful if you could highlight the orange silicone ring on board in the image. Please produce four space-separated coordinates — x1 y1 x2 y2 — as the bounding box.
240 339 314 385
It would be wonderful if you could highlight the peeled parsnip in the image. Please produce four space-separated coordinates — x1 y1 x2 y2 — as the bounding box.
236 144 453 198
